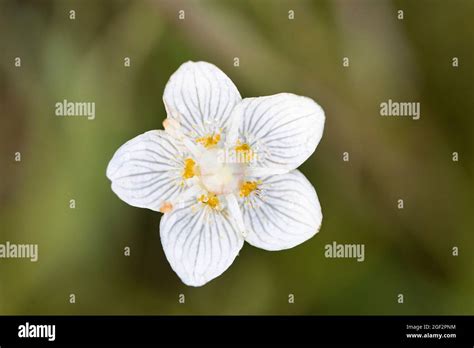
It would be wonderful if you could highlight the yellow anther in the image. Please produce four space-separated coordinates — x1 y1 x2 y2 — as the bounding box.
159 202 173 213
198 194 220 209
196 133 221 148
235 141 253 163
182 158 196 179
239 181 260 197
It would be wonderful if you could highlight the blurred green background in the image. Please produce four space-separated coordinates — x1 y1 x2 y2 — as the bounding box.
0 0 473 315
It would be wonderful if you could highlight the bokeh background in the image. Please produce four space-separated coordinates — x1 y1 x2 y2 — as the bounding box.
0 0 473 315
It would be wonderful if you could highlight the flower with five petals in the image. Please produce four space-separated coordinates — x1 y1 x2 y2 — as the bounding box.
107 61 325 286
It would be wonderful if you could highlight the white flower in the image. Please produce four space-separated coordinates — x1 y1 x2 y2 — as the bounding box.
106 61 325 286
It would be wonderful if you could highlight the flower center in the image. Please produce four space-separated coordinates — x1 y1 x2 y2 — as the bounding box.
239 180 261 197
197 148 245 195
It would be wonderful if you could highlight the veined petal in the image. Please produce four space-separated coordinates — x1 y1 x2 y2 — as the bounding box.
225 193 247 237
232 93 325 172
106 130 191 212
163 61 241 141
239 170 322 251
160 196 244 286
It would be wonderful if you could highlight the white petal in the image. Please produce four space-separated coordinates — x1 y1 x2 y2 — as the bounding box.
246 167 289 177
106 130 190 211
160 197 244 286
225 193 247 236
163 61 241 140
240 170 322 251
232 93 325 172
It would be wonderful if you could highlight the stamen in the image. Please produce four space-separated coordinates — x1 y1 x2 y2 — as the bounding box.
182 158 196 179
239 180 261 197
196 133 221 148
198 193 220 209
159 185 202 213
159 201 173 213
235 141 253 163
163 117 182 139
